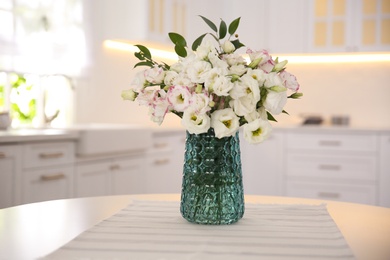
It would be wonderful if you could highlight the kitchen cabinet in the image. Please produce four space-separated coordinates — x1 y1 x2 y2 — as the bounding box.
21 141 75 204
0 145 21 208
308 0 390 53
284 131 378 205
240 132 284 196
145 130 186 194
379 134 390 207
75 155 147 198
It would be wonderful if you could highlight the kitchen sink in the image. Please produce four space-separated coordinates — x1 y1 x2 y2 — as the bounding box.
69 124 152 157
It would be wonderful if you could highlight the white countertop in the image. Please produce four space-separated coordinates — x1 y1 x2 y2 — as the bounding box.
0 128 80 143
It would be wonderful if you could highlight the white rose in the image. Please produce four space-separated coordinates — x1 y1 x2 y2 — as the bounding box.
222 40 235 54
264 90 287 115
186 60 212 83
182 108 210 134
167 85 192 112
243 118 272 144
210 108 240 138
279 71 300 91
144 66 166 84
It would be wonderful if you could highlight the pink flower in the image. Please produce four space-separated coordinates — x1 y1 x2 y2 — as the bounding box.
279 71 300 91
167 85 192 112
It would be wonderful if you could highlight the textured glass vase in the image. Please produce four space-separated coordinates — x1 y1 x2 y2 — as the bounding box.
180 128 245 225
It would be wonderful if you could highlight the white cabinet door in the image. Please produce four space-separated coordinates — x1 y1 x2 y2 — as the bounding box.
0 145 21 208
111 157 146 195
240 132 284 196
75 161 111 198
379 134 390 207
22 165 74 204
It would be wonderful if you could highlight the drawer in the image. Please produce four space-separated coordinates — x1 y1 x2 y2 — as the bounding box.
23 141 75 168
287 132 377 152
22 165 74 204
286 153 377 181
286 181 377 205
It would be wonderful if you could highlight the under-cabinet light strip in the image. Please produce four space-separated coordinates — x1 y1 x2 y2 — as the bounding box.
104 40 390 63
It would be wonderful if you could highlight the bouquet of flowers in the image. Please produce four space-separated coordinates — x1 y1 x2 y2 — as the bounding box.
122 16 302 144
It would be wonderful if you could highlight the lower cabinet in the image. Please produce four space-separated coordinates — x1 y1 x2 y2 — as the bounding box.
145 131 186 194
240 132 284 196
75 155 146 198
0 145 21 208
379 134 390 207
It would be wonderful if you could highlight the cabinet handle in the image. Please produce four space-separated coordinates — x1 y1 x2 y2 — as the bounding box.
318 164 341 171
154 158 170 165
39 152 64 159
110 164 120 171
154 143 168 148
40 173 66 181
318 192 340 199
0 152 6 159
318 140 341 147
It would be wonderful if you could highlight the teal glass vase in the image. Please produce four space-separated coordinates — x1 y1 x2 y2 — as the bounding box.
180 128 245 225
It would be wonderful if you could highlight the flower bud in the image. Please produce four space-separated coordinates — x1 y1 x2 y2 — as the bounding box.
272 60 288 72
121 89 137 101
222 40 235 54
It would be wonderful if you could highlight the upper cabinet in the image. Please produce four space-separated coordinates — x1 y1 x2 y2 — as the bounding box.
308 0 390 53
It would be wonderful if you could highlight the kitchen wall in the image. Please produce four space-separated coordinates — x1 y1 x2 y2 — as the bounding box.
76 0 390 129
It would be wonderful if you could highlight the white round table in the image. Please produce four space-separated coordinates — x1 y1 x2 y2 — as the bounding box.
0 194 389 260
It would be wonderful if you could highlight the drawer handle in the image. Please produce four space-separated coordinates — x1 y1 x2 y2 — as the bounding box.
40 173 66 181
318 164 341 171
110 164 121 171
318 140 341 147
318 192 340 199
154 143 168 148
0 152 6 159
154 158 170 165
39 152 64 159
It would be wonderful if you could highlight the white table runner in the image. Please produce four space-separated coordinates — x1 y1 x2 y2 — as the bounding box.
43 200 355 260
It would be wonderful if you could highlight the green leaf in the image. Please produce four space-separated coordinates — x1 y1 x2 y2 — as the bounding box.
219 19 227 39
134 45 151 59
134 61 154 68
199 15 218 32
228 17 241 35
288 92 303 99
267 112 278 122
192 33 207 51
168 32 187 47
231 39 245 50
174 44 187 58
282 110 290 115
134 52 145 61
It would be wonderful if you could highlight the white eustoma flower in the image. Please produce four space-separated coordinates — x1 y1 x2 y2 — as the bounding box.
144 66 166 84
196 40 217 60
246 68 266 86
211 108 240 138
208 52 229 72
136 89 157 106
222 40 235 54
229 64 247 76
164 71 179 87
264 90 287 115
230 74 260 100
223 53 246 67
167 85 192 112
246 49 270 68
149 90 170 125
243 118 272 144
279 70 300 91
264 72 284 89
230 95 257 117
186 60 212 84
173 73 193 88
130 71 147 92
182 108 210 134
212 76 234 96
190 91 211 114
